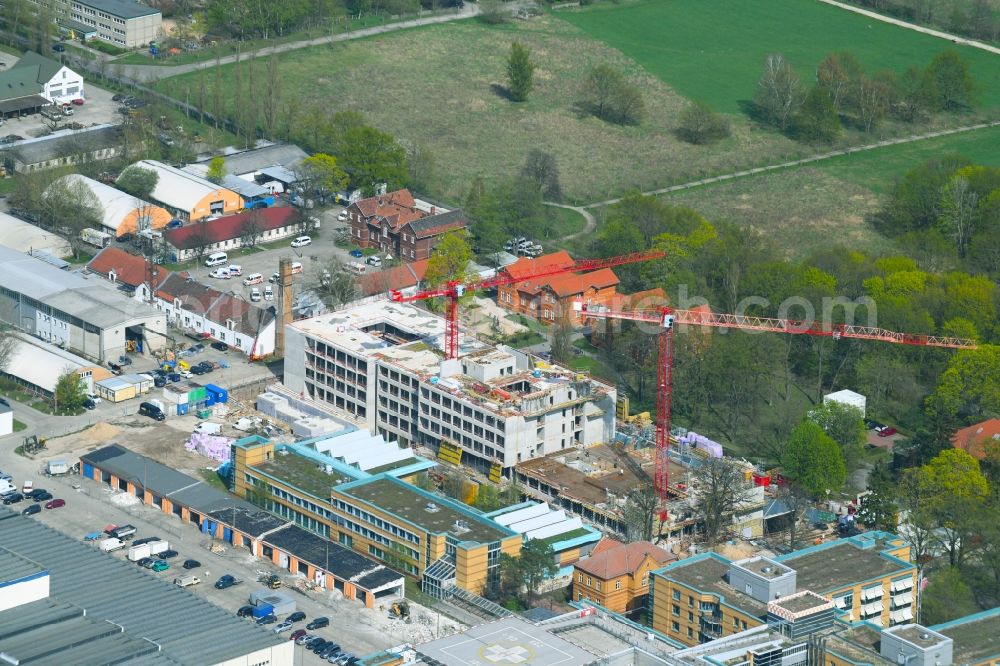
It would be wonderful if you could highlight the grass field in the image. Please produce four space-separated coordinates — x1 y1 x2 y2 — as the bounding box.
817 124 1000 193
558 0 1000 114
657 124 1000 257
662 166 888 259
157 15 812 203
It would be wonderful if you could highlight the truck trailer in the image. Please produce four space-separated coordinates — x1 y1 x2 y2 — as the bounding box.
80 228 113 249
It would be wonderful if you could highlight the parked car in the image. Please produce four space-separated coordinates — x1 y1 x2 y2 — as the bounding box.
22 504 41 515
153 376 167 388
83 398 97 410
274 621 294 633
150 559 169 572
295 634 317 645
138 402 165 421
3 493 24 505
311 640 330 653
28 489 51 501
52 43 66 52
290 629 307 642
190 365 207 376
306 617 330 630
132 536 161 546
71 98 84 106
210 341 228 352
878 427 897 437
287 611 306 623
214 574 237 589
237 605 255 617
160 549 178 559
209 268 231 279
44 498 66 509
256 614 277 625
348 249 363 258
182 559 201 569
291 235 312 248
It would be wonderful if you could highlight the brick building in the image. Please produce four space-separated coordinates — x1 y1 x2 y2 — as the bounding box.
346 189 467 262
496 251 621 324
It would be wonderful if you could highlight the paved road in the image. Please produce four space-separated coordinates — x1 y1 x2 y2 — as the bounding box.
576 120 1000 210
115 5 480 83
817 0 1000 55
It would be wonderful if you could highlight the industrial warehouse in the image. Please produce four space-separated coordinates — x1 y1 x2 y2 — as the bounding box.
0 508 293 665
79 444 406 606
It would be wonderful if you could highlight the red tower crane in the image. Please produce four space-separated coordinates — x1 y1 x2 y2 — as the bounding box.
575 302 978 518
389 249 666 359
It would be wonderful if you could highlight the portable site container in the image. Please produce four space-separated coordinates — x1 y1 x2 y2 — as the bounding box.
120 373 154 394
204 384 229 404
128 543 152 561
163 385 189 405
95 377 138 403
249 590 296 616
177 403 189 416
251 603 274 618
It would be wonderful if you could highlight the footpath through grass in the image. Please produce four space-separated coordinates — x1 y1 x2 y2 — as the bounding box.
558 0 1000 114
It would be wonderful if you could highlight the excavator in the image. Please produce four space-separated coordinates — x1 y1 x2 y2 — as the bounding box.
388 600 411 623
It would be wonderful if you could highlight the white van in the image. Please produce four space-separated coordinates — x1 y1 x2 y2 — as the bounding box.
264 285 274 301
350 263 367 275
205 252 228 267
250 287 262 302
366 256 382 267
174 575 201 587
243 273 264 286
227 264 243 276
290 235 312 248
290 261 302 275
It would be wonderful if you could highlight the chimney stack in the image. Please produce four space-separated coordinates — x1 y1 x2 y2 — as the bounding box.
275 258 294 356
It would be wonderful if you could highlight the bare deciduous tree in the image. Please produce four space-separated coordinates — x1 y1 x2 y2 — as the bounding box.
694 458 758 545
754 53 803 130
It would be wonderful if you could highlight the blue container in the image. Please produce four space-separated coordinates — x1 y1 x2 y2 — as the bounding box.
252 603 274 618
205 384 229 404
204 394 216 407
176 403 189 416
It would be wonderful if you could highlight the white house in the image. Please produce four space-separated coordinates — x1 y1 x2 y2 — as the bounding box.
3 51 85 105
824 389 867 416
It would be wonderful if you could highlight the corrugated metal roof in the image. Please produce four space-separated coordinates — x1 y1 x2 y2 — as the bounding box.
0 547 44 583
131 160 236 213
0 211 72 257
57 174 170 234
6 334 91 393
0 510 286 665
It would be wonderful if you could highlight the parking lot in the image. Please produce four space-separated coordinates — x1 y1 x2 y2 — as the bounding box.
0 51 122 140
0 432 462 662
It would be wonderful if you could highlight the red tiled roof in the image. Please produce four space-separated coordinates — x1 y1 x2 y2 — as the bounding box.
589 537 625 557
952 418 1000 461
351 189 423 231
87 247 166 288
502 251 574 281
606 288 668 311
540 268 619 298
164 207 302 250
357 259 430 297
155 273 218 314
574 539 675 580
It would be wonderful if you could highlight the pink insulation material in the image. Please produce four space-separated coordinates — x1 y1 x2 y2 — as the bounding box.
185 433 235 462
678 431 724 458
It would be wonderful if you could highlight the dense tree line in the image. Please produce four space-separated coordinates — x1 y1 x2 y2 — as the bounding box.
754 48 978 142
878 158 1000 273
581 182 997 461
202 0 461 39
848 0 999 43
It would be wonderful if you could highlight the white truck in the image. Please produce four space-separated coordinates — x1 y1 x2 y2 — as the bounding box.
0 478 15 495
100 538 126 553
128 543 152 561
147 540 169 556
46 460 71 476
80 228 113 249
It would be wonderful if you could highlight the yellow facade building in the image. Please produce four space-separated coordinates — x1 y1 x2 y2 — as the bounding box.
650 532 917 647
573 537 675 618
232 437 522 596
